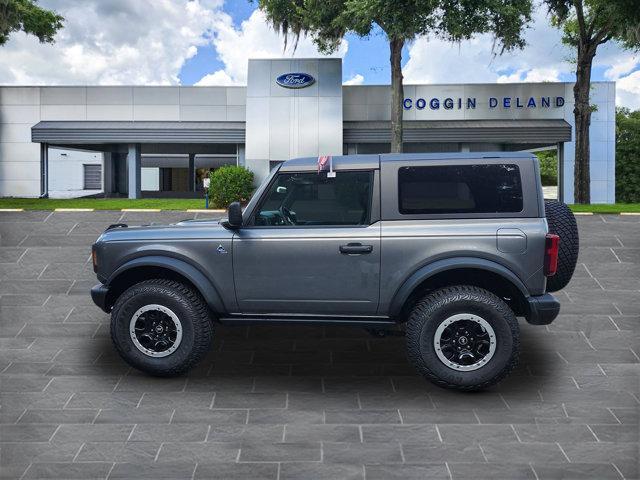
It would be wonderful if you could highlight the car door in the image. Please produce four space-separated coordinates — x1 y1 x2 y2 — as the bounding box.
232 169 380 315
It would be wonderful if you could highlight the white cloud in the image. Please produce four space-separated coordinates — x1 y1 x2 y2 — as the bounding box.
195 70 238 86
604 53 639 81
0 0 223 85
0 1 346 87
600 51 640 109
403 10 571 85
197 9 348 86
343 74 364 85
497 67 561 83
616 70 640 110
402 8 639 108
0 1 636 110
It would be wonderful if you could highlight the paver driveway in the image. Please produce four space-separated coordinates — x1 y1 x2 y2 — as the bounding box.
0 211 638 480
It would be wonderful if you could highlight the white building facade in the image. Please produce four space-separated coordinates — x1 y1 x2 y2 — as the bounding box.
0 58 616 203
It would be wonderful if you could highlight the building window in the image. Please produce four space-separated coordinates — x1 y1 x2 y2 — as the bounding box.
398 164 523 214
83 164 102 190
254 171 373 226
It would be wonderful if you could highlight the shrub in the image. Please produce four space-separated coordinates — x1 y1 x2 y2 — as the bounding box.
616 108 640 203
536 150 558 187
208 166 254 208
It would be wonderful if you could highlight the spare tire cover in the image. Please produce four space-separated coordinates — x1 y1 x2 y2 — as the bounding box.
544 200 579 292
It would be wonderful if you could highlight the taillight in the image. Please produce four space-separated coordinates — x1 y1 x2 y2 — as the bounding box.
544 234 560 276
92 246 98 273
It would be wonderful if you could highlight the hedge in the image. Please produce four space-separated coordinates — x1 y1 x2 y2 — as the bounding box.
208 166 254 208
536 149 558 187
616 108 640 203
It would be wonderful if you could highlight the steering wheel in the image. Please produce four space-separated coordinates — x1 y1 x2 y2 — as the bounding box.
281 206 296 225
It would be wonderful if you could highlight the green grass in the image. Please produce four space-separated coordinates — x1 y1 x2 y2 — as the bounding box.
1 197 639 213
569 203 640 214
0 198 216 210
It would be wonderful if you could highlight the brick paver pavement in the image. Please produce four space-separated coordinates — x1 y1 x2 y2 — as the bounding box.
0 211 638 479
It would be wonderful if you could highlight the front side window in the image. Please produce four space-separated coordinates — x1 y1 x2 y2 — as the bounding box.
398 164 523 215
254 171 373 226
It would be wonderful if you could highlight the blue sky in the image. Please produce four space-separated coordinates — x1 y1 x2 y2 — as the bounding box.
0 0 637 107
179 1 402 86
177 0 624 87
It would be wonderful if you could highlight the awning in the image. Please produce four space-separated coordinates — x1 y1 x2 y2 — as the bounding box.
32 121 246 144
344 119 572 144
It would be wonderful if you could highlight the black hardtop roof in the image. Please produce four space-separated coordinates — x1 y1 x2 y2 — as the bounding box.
279 152 535 171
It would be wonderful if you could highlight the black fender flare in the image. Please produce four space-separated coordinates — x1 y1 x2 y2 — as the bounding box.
388 257 530 317
108 255 226 314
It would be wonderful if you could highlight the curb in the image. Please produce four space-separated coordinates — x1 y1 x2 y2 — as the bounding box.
0 208 225 213
120 208 162 212
55 208 94 212
187 209 225 213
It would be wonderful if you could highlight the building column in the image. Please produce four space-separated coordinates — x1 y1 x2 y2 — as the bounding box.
188 153 196 192
237 144 245 167
557 142 565 203
127 143 141 199
40 143 49 198
103 152 113 196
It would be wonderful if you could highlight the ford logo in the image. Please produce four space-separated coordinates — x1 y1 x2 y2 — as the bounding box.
276 73 315 89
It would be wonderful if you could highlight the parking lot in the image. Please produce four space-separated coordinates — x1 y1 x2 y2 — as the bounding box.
0 211 638 480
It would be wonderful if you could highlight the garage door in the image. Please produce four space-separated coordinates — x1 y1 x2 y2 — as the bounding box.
83 164 102 190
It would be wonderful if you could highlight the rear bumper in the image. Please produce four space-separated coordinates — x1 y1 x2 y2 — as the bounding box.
525 293 560 325
91 284 110 313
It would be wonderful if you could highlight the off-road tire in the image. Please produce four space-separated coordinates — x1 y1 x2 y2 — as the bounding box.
406 285 519 391
544 200 579 292
110 279 213 376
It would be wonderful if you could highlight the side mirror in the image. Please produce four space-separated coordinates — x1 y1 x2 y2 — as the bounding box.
226 201 243 229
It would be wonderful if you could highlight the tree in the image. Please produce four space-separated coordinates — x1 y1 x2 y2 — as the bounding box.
258 0 532 152
0 0 64 46
545 0 640 204
615 107 640 203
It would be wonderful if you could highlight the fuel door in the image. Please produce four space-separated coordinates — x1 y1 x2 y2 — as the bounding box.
496 228 527 254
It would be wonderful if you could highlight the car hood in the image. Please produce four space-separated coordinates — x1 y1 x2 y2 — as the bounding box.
96 218 232 243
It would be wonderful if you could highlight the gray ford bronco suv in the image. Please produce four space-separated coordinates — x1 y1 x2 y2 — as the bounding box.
91 152 579 390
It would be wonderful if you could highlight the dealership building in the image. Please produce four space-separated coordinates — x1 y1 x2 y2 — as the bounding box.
0 58 616 203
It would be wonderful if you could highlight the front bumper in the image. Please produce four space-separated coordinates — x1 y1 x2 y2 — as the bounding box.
91 284 110 313
525 293 560 325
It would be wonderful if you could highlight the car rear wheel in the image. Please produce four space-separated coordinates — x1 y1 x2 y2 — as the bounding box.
406 285 519 391
110 279 213 376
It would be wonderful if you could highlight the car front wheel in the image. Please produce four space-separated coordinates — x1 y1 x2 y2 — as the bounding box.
110 279 213 376
406 285 519 391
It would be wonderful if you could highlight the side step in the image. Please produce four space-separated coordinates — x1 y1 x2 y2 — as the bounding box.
218 314 396 328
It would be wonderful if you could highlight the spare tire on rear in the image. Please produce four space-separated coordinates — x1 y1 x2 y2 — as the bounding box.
544 200 579 292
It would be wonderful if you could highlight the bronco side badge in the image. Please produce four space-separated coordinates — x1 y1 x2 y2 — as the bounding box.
216 245 228 254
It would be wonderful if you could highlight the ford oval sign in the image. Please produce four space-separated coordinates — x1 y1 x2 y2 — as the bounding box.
276 72 315 89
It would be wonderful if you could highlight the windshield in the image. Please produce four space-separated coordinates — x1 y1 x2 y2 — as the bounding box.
242 164 281 220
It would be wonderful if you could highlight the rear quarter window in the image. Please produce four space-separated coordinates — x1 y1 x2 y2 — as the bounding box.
398 164 523 215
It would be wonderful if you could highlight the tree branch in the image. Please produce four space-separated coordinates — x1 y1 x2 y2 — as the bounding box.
597 33 613 45
573 0 587 43
586 5 603 39
593 20 614 45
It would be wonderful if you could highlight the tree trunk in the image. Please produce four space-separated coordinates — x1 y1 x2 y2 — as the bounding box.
390 37 404 153
573 47 595 204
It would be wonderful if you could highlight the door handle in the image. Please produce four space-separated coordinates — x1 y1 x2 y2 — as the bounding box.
339 243 373 255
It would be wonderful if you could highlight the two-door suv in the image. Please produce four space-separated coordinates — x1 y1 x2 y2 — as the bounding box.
91 153 578 390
